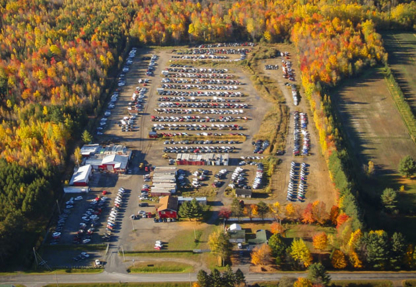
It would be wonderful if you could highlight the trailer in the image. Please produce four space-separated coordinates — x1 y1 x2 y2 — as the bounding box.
63 186 91 194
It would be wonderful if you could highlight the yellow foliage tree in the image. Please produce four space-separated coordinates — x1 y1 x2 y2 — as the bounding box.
331 249 347 269
290 239 313 268
313 232 328 251
251 243 273 266
350 251 363 269
294 278 313 287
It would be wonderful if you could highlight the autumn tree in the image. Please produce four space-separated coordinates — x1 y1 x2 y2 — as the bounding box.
251 244 273 266
270 222 285 235
257 201 269 220
302 203 315 224
74 146 82 166
290 238 313 268
312 201 329 225
244 204 256 220
269 201 284 223
208 230 233 267
219 207 231 220
329 205 340 225
331 249 347 269
82 130 92 143
294 278 313 287
313 232 328 252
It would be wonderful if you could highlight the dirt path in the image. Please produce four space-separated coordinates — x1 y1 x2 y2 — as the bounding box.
260 51 336 208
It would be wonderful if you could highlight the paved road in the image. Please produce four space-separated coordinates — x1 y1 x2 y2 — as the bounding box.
1 270 416 286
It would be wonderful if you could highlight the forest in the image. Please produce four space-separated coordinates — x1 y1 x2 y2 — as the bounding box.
1 0 416 269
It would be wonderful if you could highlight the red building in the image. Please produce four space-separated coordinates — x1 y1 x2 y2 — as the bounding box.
69 165 92 186
157 196 178 219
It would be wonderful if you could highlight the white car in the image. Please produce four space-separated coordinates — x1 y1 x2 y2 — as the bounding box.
104 111 111 116
75 196 83 201
83 239 91 244
95 259 102 266
97 132 103 135
122 67 129 73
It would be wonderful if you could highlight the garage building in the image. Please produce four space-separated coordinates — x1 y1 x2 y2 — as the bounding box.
69 164 92 186
157 196 178 219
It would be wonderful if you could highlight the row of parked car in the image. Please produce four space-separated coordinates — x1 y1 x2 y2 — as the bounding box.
293 111 310 156
151 115 247 122
287 162 309 202
105 187 127 240
228 166 250 190
252 163 264 190
162 78 242 85
157 90 244 97
50 196 84 245
146 54 158 76
172 55 229 60
196 42 255 48
164 145 237 153
265 64 279 70
176 48 251 55
252 139 270 154
154 123 244 131
118 47 138 87
164 139 241 145
157 96 243 103
74 196 108 244
166 66 229 73
162 84 239 90
154 108 245 115
282 58 295 82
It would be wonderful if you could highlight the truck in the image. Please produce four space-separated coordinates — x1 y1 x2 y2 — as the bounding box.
63 186 91 194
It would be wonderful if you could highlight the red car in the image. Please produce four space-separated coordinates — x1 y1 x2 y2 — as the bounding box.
102 190 108 195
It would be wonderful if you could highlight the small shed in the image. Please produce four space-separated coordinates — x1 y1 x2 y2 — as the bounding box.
157 196 178 219
69 165 92 186
248 229 270 247
235 189 252 198
228 224 245 243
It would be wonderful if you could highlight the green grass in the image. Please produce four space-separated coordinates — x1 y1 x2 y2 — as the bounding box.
329 280 393 287
124 251 200 260
44 283 189 287
0 268 103 276
249 280 393 287
127 262 194 273
167 228 203 250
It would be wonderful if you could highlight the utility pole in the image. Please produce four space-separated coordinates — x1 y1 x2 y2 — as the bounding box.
33 247 38 266
121 245 125 262
56 200 61 215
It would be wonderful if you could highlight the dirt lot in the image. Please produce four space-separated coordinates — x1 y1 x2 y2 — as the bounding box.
383 32 416 112
259 44 336 208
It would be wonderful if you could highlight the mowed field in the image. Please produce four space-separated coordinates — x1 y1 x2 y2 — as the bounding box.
332 68 416 221
383 32 416 112
333 68 416 175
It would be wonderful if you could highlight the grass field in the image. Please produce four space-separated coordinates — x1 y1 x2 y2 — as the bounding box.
331 67 416 238
250 280 393 287
383 32 416 114
44 283 189 287
127 261 194 273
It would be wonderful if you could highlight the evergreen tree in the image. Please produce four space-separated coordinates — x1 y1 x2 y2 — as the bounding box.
208 230 233 266
179 198 204 221
234 268 246 286
231 198 244 219
381 188 398 214
398 156 416 178
307 263 331 285
268 233 287 265
222 265 236 287
210 269 222 287
197 270 211 287
390 232 407 270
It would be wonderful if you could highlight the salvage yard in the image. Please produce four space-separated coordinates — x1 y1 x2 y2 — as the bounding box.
43 43 338 270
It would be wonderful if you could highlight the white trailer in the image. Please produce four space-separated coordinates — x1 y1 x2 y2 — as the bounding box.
63 186 91 194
